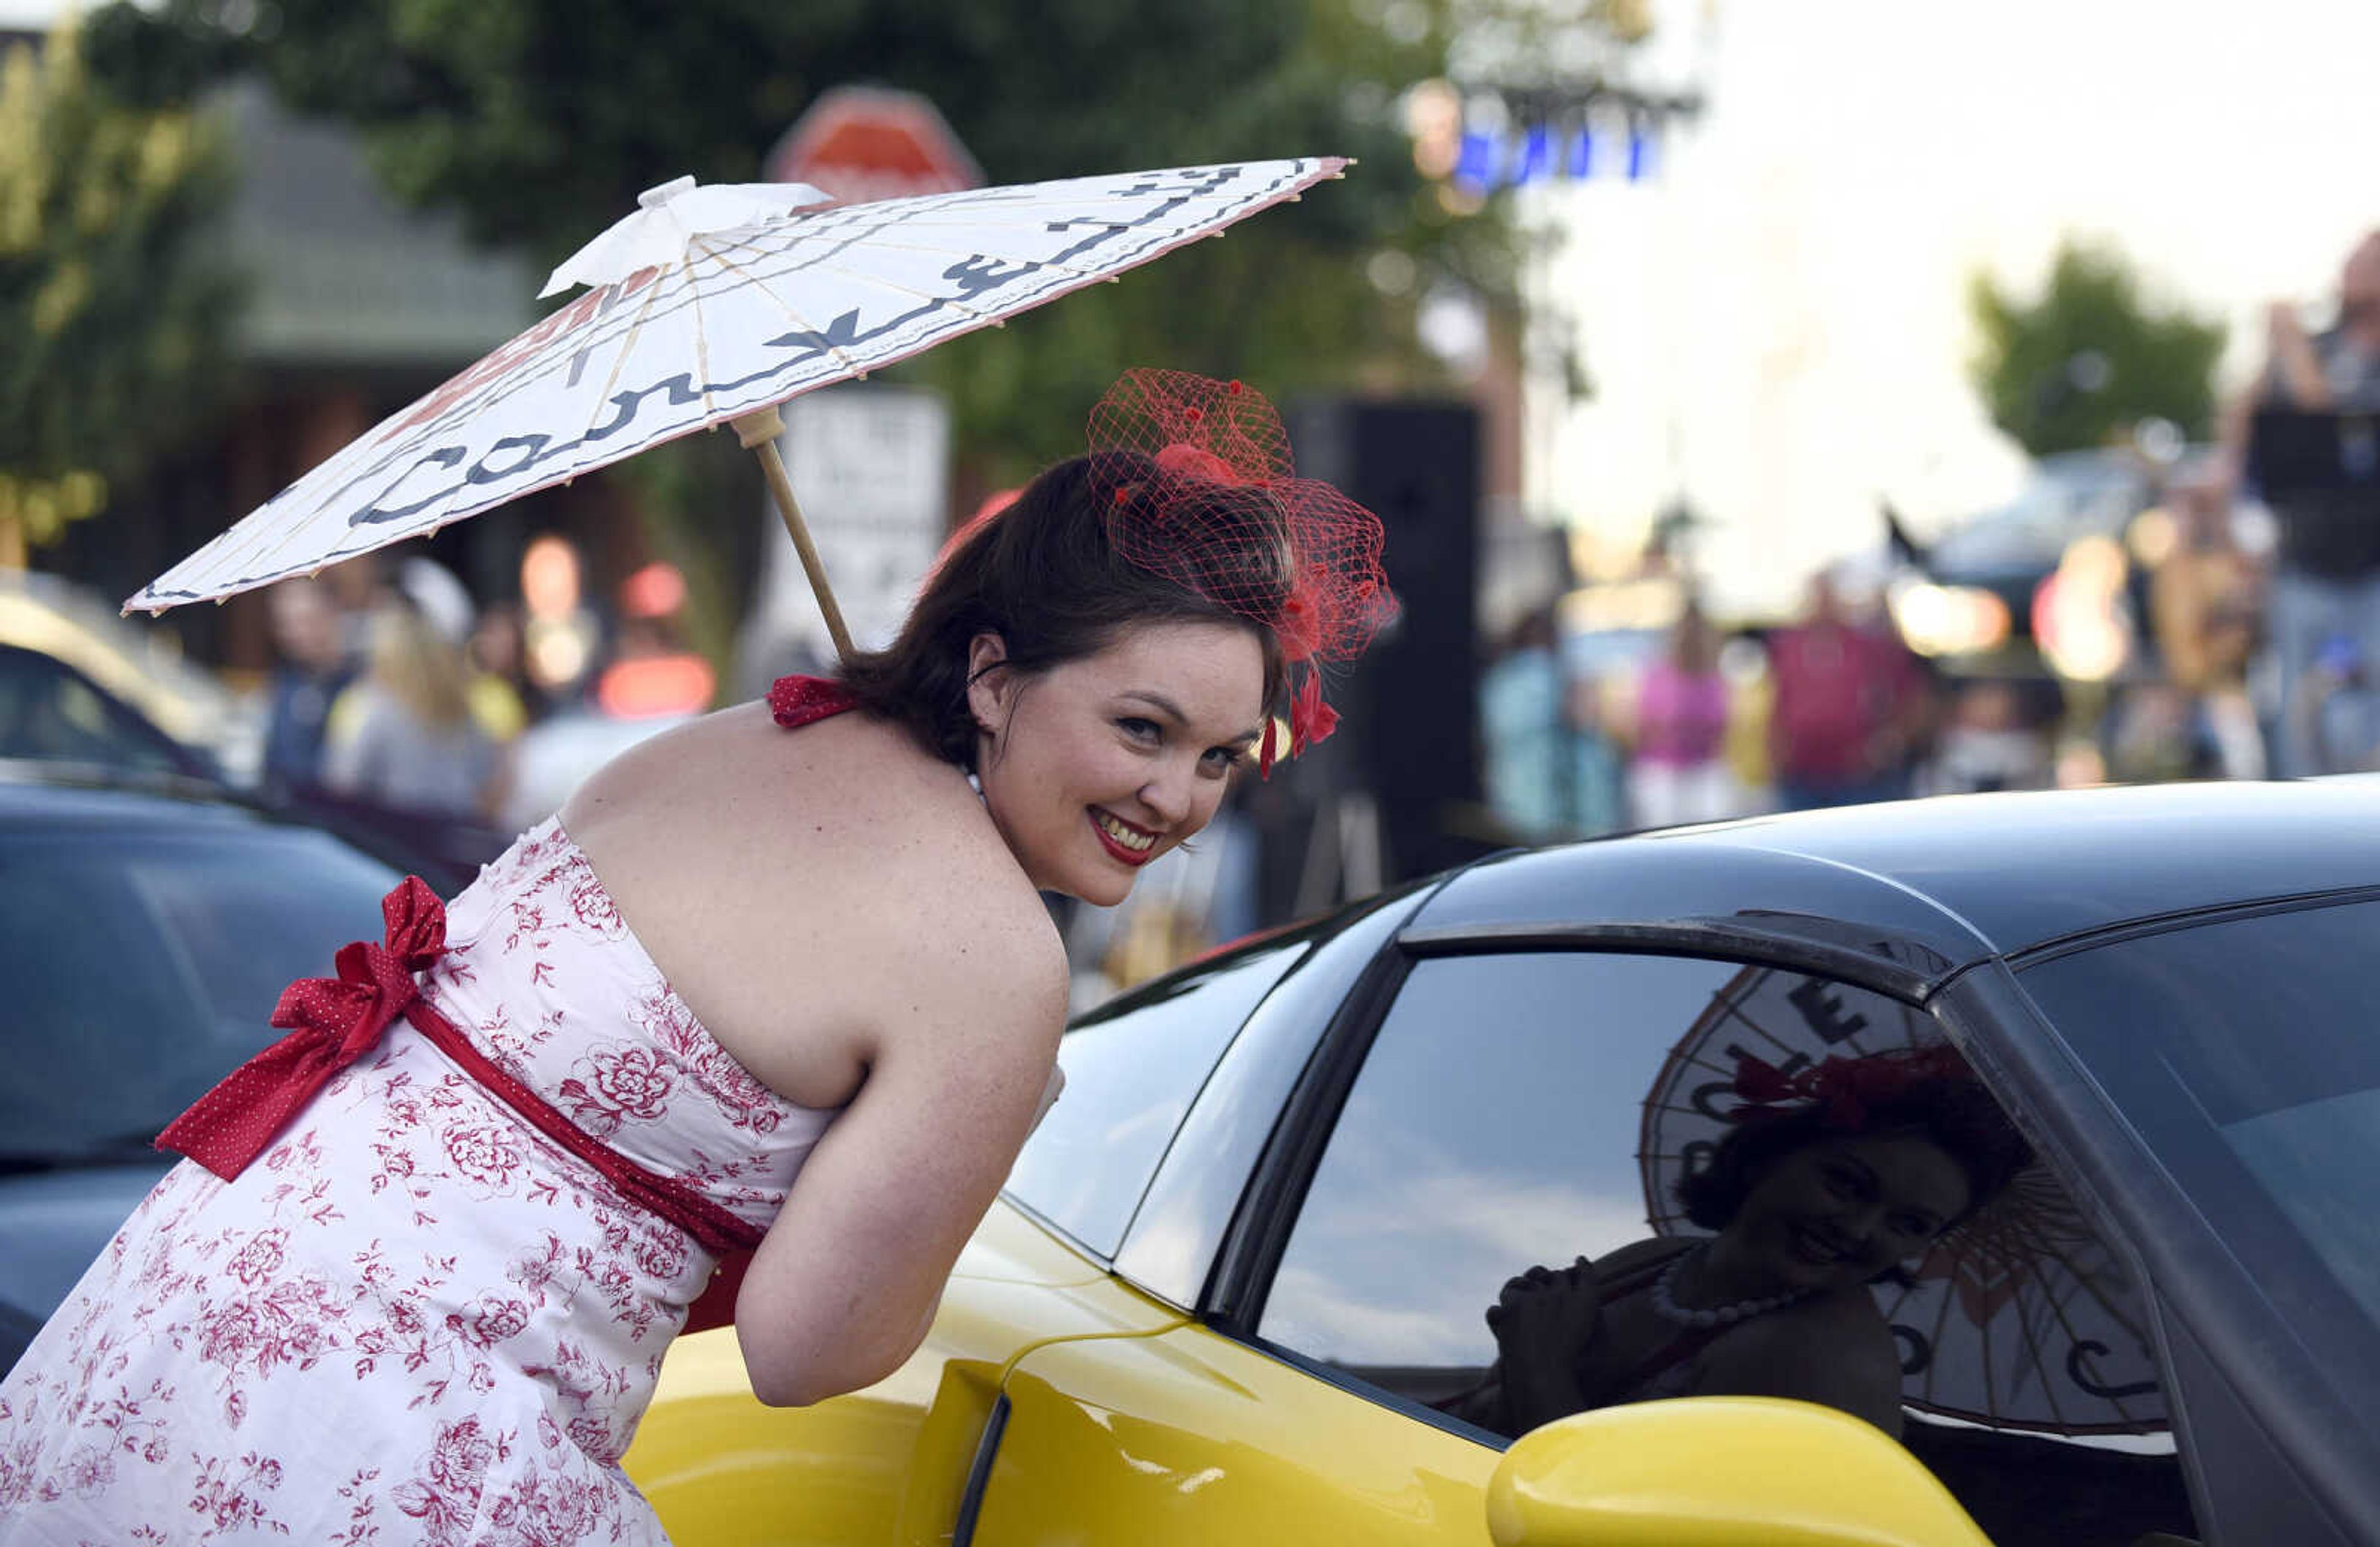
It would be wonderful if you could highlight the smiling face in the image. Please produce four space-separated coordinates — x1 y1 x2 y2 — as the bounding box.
966 620 1268 906
1717 1130 1972 1297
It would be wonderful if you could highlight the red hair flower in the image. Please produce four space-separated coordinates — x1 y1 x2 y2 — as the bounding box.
1729 1045 1973 1132
1290 669 1339 754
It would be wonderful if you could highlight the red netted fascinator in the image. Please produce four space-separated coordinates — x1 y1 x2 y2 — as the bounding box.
1086 369 1396 774
1729 1044 1976 1132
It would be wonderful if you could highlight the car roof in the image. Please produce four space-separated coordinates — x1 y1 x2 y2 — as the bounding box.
0 762 273 834
1413 777 2380 973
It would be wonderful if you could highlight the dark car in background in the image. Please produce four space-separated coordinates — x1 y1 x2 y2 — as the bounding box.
0 569 265 787
0 767 402 1375
633 776 2380 1547
0 643 226 785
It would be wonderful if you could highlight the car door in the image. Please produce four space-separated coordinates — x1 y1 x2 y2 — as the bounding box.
632 930 1314 1544
961 943 2203 1546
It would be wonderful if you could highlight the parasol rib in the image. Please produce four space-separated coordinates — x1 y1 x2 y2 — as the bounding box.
680 246 720 420
586 258 679 438
718 250 1006 325
689 231 1005 333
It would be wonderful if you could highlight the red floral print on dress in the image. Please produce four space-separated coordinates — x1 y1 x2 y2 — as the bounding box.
557 1043 677 1139
0 816 835 1541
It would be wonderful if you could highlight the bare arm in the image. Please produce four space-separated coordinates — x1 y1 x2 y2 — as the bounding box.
730 912 1067 1408
2267 302 2334 408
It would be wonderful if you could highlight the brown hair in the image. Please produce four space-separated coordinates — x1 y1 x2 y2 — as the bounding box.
369 599 475 731
1677 1070 2032 1236
837 452 1292 765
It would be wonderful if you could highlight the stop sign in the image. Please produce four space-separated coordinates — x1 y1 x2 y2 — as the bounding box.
765 86 984 204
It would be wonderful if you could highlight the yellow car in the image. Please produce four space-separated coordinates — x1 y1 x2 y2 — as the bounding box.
628 782 2380 1545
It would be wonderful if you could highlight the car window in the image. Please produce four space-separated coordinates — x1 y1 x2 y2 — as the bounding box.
0 649 202 778
0 825 397 1167
2021 897 2380 1349
1253 950 2197 1547
1006 936 1304 1257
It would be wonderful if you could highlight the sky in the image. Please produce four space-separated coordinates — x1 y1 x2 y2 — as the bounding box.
11 0 2377 624
1523 0 2380 617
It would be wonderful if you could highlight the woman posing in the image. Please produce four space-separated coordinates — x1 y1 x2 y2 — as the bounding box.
0 371 1389 1545
1452 1046 2030 1440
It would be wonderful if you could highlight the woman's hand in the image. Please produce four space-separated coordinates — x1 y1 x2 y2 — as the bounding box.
1486 1258 1599 1361
1482 1256 1600 1435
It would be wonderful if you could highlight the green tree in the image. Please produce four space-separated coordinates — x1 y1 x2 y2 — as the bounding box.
0 21 238 564
86 0 1519 477
1969 239 2227 458
83 0 1534 661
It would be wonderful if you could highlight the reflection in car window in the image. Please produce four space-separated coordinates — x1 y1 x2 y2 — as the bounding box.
0 649 195 777
2022 897 2380 1341
1006 938 1303 1258
1255 951 2195 1547
0 828 397 1166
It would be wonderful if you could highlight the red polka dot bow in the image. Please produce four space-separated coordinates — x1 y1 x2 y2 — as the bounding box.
157 876 449 1179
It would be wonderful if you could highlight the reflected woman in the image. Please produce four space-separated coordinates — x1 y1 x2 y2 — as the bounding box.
1453 1046 2031 1439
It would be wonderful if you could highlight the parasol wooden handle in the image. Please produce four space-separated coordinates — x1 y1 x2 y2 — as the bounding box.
732 405 855 664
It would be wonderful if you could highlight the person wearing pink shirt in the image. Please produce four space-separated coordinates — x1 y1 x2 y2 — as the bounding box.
1626 599 1740 828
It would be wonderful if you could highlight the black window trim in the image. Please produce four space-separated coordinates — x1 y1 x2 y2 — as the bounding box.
1396 919 1949 1001
1111 881 1443 1311
996 914 1350 1271
2001 882 2380 972
1201 921 1419 1327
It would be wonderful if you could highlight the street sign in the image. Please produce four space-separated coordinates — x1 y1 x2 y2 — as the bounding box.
736 384 951 686
764 86 984 205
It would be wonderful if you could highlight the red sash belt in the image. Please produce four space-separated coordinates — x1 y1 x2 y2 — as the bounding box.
157 876 766 1279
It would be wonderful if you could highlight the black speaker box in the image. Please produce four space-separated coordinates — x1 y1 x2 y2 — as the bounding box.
1280 396 1483 888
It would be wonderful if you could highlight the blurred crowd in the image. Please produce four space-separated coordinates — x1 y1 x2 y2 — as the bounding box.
1478 228 2380 844
255 542 716 876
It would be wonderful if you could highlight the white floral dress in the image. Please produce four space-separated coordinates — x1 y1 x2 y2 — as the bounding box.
0 818 838 1545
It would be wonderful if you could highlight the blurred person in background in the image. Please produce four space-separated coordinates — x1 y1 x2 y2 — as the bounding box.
1479 608 1574 840
1479 607 1626 840
1765 570 1930 810
2285 635 2380 774
2150 465 2267 779
1623 597 1739 828
467 599 538 741
323 589 503 821
259 575 361 797
2105 678 2215 783
1563 669 1628 837
1920 679 2053 796
2219 229 2380 775
596 562 716 721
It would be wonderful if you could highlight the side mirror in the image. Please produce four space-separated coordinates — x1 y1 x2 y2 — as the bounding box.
1486 1396 1992 1546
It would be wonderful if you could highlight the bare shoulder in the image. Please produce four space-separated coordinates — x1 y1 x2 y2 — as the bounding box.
1704 1284 1903 1424
558 700 1064 1093
1750 1283 1897 1353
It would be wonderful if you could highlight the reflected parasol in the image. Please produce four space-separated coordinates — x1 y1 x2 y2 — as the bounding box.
1637 961 2169 1435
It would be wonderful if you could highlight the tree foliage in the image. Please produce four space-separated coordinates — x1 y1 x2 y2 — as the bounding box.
1969 240 2227 459
0 22 237 560
85 0 1518 482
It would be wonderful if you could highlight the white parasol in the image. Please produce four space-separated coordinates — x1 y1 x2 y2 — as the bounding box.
1636 963 2169 1436
126 159 1350 656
